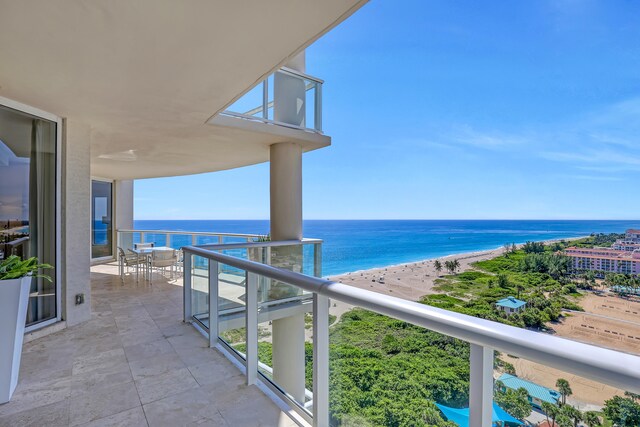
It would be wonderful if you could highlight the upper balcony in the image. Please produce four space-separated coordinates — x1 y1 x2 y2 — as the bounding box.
214 67 324 135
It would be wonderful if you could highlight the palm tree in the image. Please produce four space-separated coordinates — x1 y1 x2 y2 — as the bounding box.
583 411 602 427
515 283 524 299
541 402 559 427
434 260 442 276
453 259 460 272
560 404 582 427
556 378 573 405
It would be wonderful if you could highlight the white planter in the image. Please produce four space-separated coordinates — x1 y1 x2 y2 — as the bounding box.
0 276 31 404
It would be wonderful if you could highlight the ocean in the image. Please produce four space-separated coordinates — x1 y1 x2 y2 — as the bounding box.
133 219 640 277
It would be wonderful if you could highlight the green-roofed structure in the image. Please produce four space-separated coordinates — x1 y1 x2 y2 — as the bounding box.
497 374 560 409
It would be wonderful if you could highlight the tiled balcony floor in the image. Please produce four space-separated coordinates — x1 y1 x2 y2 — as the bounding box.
0 263 298 427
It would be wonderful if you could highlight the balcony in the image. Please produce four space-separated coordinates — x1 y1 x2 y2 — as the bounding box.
219 67 324 134
0 258 302 426
4 232 640 427
181 244 640 427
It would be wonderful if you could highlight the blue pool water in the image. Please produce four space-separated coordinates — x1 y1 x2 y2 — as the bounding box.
133 220 640 276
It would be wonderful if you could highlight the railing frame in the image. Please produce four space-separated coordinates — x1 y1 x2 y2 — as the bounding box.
183 245 640 427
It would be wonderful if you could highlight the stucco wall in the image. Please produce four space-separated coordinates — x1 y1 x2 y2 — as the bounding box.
61 119 91 326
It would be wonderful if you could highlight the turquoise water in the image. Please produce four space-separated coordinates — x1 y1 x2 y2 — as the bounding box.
133 220 640 276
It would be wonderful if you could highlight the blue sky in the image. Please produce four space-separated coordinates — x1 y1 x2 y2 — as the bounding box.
136 0 640 220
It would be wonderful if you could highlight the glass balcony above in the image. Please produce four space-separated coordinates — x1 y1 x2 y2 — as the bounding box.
220 67 323 134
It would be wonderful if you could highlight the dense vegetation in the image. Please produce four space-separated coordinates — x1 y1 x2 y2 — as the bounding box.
571 233 624 248
328 309 467 426
421 243 580 330
228 234 633 426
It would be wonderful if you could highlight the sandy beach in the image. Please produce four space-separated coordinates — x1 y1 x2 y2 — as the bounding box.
326 247 506 301
325 237 585 302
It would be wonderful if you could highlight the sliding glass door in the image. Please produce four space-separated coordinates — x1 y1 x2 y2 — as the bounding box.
91 180 113 259
0 104 57 327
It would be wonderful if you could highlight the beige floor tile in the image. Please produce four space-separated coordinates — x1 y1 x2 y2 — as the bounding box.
124 338 176 363
77 406 148 427
0 398 70 427
134 367 199 404
129 351 186 380
12 262 293 427
69 380 140 426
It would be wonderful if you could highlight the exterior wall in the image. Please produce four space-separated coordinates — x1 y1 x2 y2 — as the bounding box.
61 120 91 326
114 180 134 253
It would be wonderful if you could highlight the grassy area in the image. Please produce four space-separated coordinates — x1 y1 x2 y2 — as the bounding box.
220 326 271 344
305 312 338 329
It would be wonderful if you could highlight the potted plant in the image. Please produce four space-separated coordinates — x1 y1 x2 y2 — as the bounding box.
0 256 52 403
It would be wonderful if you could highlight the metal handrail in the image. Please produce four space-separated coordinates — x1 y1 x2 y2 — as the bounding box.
197 238 322 250
117 229 262 238
183 244 640 394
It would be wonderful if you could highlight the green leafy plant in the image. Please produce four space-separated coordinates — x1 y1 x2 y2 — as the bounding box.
0 256 53 282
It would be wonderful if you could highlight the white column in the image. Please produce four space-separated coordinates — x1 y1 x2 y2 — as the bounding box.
62 120 91 326
114 180 134 251
469 344 494 427
270 142 302 241
269 52 308 403
270 142 306 402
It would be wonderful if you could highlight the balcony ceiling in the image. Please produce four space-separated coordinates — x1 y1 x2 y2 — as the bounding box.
0 0 366 179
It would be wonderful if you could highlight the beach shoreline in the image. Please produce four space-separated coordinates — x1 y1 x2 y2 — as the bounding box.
326 236 586 302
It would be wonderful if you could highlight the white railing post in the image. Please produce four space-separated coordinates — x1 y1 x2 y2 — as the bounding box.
314 243 322 278
246 272 258 385
166 233 171 248
315 82 322 132
469 344 494 427
183 253 192 323
313 293 330 427
262 79 269 120
191 234 197 246
140 231 145 244
208 260 219 347
218 235 224 244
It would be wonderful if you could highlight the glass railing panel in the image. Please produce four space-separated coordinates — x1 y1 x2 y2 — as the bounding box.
266 74 275 121
169 233 192 249
492 353 628 427
305 81 317 131
191 255 209 329
195 235 220 246
226 83 264 118
328 306 471 427
222 236 253 244
218 261 247 360
116 231 139 252
142 232 167 247
249 273 315 417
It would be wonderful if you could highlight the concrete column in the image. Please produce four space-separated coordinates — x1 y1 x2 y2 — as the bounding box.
270 142 302 241
269 141 306 402
61 120 91 326
269 51 308 403
114 180 134 251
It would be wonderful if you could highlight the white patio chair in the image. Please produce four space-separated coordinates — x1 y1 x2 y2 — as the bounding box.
117 247 145 282
150 249 178 282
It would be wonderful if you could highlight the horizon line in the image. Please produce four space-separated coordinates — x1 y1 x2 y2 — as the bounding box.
133 218 640 221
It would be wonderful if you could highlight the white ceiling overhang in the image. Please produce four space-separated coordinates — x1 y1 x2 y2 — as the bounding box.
0 0 366 179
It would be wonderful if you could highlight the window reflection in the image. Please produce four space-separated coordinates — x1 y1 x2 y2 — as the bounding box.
0 105 57 327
